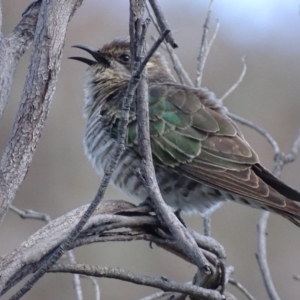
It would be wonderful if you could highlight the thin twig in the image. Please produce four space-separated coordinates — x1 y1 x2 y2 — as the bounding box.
134 17 211 274
146 7 193 86
228 278 255 300
256 211 279 300
9 206 51 223
9 205 84 300
0 0 41 122
255 127 300 300
203 217 212 236
0 0 59 226
195 0 214 88
282 127 300 163
148 0 177 48
293 275 300 282
227 112 280 154
219 56 247 102
195 19 220 88
139 290 172 300
67 251 84 300
80 276 101 300
49 264 224 300
0 0 2 32
165 43 194 87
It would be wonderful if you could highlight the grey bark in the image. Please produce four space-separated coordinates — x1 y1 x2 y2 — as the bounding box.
0 0 83 226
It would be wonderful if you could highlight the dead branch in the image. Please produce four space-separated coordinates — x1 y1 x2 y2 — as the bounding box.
49 264 223 300
148 0 177 48
219 56 247 102
0 0 82 228
0 200 224 298
195 0 214 88
0 0 41 121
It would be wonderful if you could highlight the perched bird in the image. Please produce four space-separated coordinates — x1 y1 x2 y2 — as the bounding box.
70 37 300 227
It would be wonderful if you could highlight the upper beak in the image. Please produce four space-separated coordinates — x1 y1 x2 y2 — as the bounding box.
69 45 110 67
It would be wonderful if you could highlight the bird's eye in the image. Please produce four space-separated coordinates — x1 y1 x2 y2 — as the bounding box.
118 54 130 63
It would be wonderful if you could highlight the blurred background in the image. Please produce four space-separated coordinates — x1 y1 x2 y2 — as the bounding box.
1 0 300 299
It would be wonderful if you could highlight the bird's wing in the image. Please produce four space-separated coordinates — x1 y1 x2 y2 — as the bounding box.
127 83 300 211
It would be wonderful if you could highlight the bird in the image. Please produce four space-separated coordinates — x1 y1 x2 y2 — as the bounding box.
70 37 300 227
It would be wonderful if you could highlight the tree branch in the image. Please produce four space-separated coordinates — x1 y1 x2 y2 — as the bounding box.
0 199 225 298
49 264 224 300
227 112 280 154
139 290 173 300
0 0 77 228
132 1 215 281
80 276 101 300
0 0 41 121
0 0 2 32
9 205 51 223
8 205 84 300
255 127 300 300
219 56 247 102
228 278 255 300
148 0 177 48
195 0 214 88
67 250 83 300
146 6 193 87
6 1 155 297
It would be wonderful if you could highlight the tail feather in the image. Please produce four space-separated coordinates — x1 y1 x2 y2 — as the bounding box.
268 199 300 228
253 164 300 202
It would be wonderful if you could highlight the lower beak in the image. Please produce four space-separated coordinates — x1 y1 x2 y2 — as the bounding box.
69 45 110 67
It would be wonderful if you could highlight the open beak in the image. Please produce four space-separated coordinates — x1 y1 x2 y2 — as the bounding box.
69 45 110 67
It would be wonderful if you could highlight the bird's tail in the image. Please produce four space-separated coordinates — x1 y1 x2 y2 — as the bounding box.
268 199 300 228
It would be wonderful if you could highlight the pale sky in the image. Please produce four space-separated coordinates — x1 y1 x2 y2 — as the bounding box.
192 0 300 48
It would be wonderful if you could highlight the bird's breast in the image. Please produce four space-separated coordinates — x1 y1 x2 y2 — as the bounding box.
83 113 225 215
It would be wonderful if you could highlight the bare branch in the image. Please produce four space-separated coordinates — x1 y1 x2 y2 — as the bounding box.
0 201 136 295
256 211 280 300
227 112 280 154
133 11 212 276
293 275 300 281
0 0 2 32
194 20 220 86
255 128 300 300
165 43 194 86
286 127 300 160
232 108 300 300
146 7 193 86
49 264 224 300
0 199 225 298
228 278 255 300
7 3 167 299
139 290 172 300
67 251 83 300
9 205 51 223
80 276 101 300
195 0 214 88
0 0 78 228
203 217 212 236
148 0 177 48
0 0 41 120
219 56 247 102
9 205 83 299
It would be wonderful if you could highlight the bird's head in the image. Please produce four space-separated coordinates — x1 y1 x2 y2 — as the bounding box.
70 37 174 118
70 37 174 85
